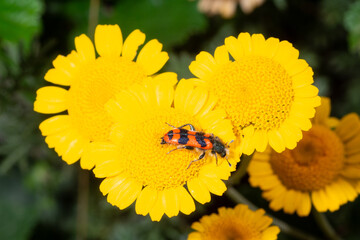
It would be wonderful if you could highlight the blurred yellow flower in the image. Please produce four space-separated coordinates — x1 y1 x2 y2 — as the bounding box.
188 204 280 240
34 24 168 169
189 33 320 155
248 97 360 216
197 0 266 18
90 77 240 221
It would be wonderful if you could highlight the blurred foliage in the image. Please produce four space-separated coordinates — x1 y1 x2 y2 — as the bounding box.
0 0 360 239
0 0 43 51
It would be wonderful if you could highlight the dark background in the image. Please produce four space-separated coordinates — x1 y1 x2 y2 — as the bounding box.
0 0 360 239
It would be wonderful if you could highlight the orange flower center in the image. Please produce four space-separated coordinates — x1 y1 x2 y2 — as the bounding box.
200 217 261 240
209 56 294 135
270 124 345 191
67 57 146 141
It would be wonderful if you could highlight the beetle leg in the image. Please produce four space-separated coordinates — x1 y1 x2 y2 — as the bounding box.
167 145 194 154
177 123 196 131
187 151 206 169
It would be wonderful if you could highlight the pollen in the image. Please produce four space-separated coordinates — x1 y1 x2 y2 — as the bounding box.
67 57 146 141
114 108 211 191
270 125 345 191
210 56 294 135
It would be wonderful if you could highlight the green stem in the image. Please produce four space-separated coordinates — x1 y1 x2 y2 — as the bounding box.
88 0 100 38
227 153 253 186
75 1 100 240
226 187 321 240
76 169 89 240
312 209 342 240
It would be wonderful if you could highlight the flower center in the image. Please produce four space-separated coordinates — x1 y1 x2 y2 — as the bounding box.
67 57 146 141
114 108 211 191
210 56 294 135
270 125 345 191
202 218 261 240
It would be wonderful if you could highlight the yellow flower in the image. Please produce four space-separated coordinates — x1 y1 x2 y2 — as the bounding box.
248 97 360 216
189 33 320 155
188 204 280 240
34 24 169 169
89 77 240 221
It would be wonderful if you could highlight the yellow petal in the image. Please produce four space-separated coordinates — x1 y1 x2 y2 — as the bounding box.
283 189 298 214
137 39 168 75
345 133 360 156
313 97 331 125
268 129 286 153
135 186 157 216
34 86 68 114
237 32 252 56
95 24 123 57
261 226 280 240
292 67 314 89
149 191 165 221
176 186 195 215
263 37 280 58
75 34 95 61
296 192 311 217
294 85 319 98
253 130 268 152
251 34 266 55
187 177 211 204
122 29 146 61
311 189 328 212
150 73 177 108
287 59 309 76
115 180 142 210
287 115 312 131
273 41 299 67
39 115 71 136
324 184 341 212
162 188 180 218
184 86 208 116
61 134 89 165
189 51 216 79
99 174 127 195
224 36 243 62
199 175 227 196
336 113 360 142
214 45 229 64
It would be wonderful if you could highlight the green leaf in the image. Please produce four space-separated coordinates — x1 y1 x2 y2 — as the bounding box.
0 0 43 47
106 0 207 48
0 175 39 240
344 1 360 53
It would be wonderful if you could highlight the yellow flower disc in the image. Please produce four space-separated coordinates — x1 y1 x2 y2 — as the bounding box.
189 33 320 155
68 57 146 141
114 109 206 190
248 97 360 216
34 24 169 169
211 56 294 135
188 204 280 240
90 77 240 221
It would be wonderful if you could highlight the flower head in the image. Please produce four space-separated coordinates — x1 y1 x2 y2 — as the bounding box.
188 204 280 240
248 97 360 216
34 24 169 169
189 33 320 155
89 77 240 221
197 0 266 18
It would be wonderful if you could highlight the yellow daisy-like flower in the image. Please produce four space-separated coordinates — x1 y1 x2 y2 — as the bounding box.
90 77 240 221
188 204 280 240
248 97 360 216
34 24 169 169
189 33 321 155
